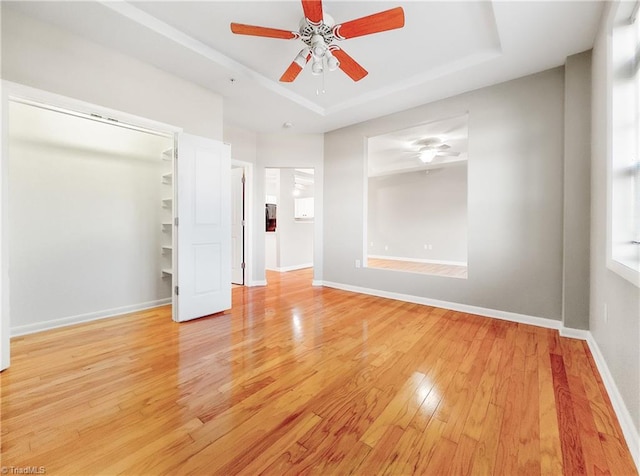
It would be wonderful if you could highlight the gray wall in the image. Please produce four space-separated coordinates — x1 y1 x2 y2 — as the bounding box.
563 51 592 330
590 4 640 435
324 67 565 320
368 165 467 263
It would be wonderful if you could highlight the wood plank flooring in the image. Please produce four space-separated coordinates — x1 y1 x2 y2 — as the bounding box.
367 257 468 279
1 269 637 475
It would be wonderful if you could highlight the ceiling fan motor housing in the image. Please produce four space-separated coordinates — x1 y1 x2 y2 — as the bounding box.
299 14 340 74
299 14 335 52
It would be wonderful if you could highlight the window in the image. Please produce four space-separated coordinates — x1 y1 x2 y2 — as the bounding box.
610 1 640 286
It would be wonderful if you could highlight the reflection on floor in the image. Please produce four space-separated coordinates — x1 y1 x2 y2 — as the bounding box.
368 257 468 278
1 269 636 474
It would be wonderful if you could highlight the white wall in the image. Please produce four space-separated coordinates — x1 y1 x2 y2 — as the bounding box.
590 2 640 440
8 101 172 334
324 67 566 320
276 169 313 270
225 125 257 164
1 8 223 140
368 165 467 263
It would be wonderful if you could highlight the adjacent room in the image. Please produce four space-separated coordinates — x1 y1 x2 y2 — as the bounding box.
0 1 638 475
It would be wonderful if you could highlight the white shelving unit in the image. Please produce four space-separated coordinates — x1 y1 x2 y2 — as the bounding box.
161 148 174 282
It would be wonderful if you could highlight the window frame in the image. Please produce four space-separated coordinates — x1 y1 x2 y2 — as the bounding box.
608 0 640 287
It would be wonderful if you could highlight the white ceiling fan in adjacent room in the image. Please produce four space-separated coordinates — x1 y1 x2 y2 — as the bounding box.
413 138 461 163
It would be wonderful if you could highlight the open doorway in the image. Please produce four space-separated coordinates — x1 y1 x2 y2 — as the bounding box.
264 168 314 275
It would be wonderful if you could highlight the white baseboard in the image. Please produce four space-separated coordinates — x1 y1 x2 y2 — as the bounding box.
267 263 313 273
312 280 323 287
320 280 561 330
11 298 172 337
586 333 640 472
247 280 267 287
368 255 467 267
559 326 590 340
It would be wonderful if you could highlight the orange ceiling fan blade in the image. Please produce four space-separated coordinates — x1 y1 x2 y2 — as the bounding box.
280 49 311 82
331 47 368 82
333 7 405 40
301 0 323 24
230 23 298 40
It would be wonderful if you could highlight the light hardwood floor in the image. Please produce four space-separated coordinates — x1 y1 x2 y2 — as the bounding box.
367 257 468 279
1 269 636 475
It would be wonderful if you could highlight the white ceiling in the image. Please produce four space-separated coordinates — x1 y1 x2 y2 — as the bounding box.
5 1 604 134
368 113 468 177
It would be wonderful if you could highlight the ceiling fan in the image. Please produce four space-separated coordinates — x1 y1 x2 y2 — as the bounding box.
230 0 405 82
413 138 461 163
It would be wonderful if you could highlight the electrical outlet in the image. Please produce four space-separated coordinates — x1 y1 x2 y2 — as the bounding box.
355 259 361 268
423 244 428 250
604 303 608 323
428 244 433 250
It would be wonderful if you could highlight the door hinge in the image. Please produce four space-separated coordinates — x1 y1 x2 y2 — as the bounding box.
175 285 179 295
241 262 246 269
241 174 246 184
174 217 179 226
242 219 246 227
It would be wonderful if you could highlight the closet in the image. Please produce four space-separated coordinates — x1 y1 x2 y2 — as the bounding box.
7 98 231 335
8 100 175 335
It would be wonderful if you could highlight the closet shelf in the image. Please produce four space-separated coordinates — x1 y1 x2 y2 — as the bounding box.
161 223 172 228
162 268 173 276
162 148 173 161
162 245 173 251
162 172 173 184
162 198 173 207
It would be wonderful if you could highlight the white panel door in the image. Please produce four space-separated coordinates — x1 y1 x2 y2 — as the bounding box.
231 167 244 285
175 133 231 322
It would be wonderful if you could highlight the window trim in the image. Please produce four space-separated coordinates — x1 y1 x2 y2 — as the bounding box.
607 0 640 287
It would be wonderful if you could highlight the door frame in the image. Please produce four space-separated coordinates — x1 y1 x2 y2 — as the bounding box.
231 159 254 287
0 80 183 370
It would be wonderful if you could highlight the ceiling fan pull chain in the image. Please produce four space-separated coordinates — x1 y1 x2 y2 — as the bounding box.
316 68 326 96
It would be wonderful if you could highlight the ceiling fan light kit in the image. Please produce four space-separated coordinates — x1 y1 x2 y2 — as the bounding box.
419 148 438 163
230 0 405 83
